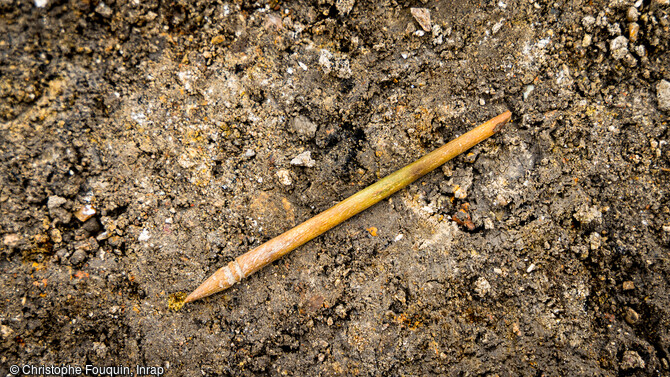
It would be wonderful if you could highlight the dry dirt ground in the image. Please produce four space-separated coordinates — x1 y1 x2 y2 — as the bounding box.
1 0 670 375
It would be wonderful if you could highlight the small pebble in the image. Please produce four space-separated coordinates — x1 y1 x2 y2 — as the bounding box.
47 195 67 209
523 85 535 100
74 205 96 222
656 80 670 112
82 217 100 234
574 204 602 226
290 151 316 168
69 249 87 265
608 0 629 8
335 0 355 15
96 231 110 241
626 7 639 22
318 50 333 74
93 342 108 358
49 228 62 243
410 8 432 32
628 23 639 43
55 248 70 262
526 263 536 273
74 237 98 253
95 1 113 18
421 205 435 214
582 15 596 30
275 169 292 186
624 307 640 325
318 49 351 78
608 22 622 36
291 115 318 139
474 277 491 297
589 232 602 250
211 35 225 45
177 152 196 169
138 228 151 242
1 325 14 339
453 186 467 199
491 21 503 35
633 45 646 58
405 23 416 35
610 36 629 60
243 149 256 159
623 280 635 290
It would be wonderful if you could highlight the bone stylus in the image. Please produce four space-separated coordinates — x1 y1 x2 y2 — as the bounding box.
184 110 512 303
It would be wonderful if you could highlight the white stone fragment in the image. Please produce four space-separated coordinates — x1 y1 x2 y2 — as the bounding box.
474 277 491 297
656 80 670 111
290 151 316 168
610 36 629 60
138 229 151 242
276 169 292 186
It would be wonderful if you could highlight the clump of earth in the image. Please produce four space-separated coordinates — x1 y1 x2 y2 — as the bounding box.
1 0 669 375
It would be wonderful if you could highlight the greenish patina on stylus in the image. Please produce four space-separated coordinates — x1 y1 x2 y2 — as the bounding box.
185 110 512 303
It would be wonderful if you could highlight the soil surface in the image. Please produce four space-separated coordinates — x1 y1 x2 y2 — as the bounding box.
1 0 670 375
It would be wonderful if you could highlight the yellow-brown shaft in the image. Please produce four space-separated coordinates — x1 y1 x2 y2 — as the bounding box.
184 110 512 303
